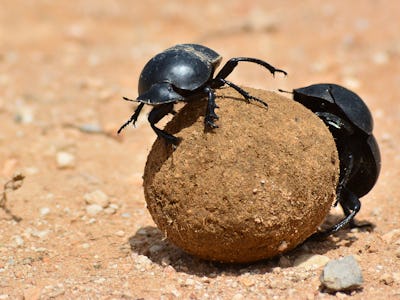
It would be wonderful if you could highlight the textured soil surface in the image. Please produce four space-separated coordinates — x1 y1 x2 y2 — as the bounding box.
1 1 400 299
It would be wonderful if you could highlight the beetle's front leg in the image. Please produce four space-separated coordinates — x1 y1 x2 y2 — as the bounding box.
204 86 219 128
148 103 180 145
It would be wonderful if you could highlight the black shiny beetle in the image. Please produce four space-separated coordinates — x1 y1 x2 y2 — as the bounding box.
291 83 381 239
118 43 287 144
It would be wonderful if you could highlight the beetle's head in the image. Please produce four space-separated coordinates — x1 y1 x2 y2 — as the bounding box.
137 82 185 105
293 85 340 115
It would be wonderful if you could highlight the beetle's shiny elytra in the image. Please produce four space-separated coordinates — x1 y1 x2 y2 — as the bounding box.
118 43 287 144
292 83 381 239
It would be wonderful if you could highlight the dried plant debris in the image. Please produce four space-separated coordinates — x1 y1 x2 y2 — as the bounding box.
0 172 25 222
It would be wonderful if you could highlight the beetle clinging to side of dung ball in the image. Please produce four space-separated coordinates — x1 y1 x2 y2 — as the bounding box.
118 43 287 144
284 83 381 239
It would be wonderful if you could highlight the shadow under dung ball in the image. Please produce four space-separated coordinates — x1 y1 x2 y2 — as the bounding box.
143 87 339 263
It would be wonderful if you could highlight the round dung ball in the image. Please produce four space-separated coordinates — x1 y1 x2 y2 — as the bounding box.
143 87 339 263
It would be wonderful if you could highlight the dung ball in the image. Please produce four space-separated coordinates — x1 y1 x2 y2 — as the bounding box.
143 87 339 263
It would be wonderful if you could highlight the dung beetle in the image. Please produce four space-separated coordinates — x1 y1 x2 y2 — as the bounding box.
289 83 381 239
118 43 287 144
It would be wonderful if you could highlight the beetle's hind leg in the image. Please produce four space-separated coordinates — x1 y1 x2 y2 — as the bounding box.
148 103 180 145
308 189 361 240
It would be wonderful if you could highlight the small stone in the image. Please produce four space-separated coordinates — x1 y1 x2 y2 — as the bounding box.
115 230 125 237
320 256 363 292
278 241 288 252
294 254 330 270
14 103 34 124
78 123 103 134
30 229 50 239
161 256 171 266
56 152 75 169
104 203 118 215
86 204 103 216
84 190 109 208
183 278 195 286
13 235 24 247
40 207 50 217
240 276 255 287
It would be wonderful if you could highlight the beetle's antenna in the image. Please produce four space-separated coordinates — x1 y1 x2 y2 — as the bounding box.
122 96 137 102
278 89 293 94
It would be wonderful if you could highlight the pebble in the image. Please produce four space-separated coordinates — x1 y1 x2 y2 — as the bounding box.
14 103 34 124
56 152 76 169
30 229 50 239
320 255 363 292
40 207 50 217
121 212 131 218
239 276 255 287
294 254 330 270
104 203 118 215
278 241 288 252
85 204 103 216
78 123 103 134
13 235 24 247
115 230 125 237
84 190 109 208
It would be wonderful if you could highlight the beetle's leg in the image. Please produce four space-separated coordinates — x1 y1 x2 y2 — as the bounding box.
308 188 361 240
204 86 219 128
117 102 145 134
215 57 287 81
148 103 180 145
215 78 268 108
307 112 370 240
314 112 355 203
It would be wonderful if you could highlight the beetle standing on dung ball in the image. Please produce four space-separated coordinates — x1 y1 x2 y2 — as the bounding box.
118 43 287 145
282 83 381 239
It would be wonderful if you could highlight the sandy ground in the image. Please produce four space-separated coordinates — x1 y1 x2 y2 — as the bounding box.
1 1 399 299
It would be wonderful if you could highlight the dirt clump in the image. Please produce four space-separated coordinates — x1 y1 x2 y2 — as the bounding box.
143 87 339 263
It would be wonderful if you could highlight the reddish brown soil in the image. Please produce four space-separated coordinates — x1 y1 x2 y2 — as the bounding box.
1 1 399 299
